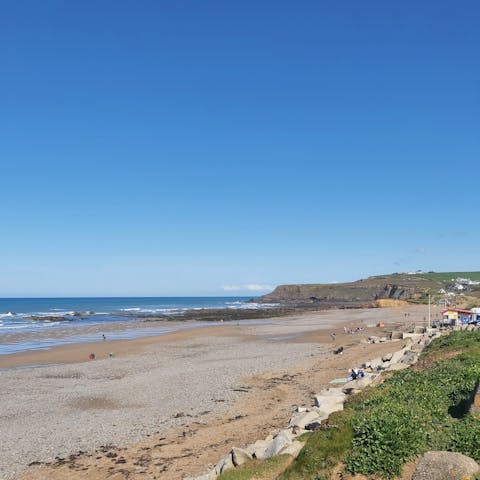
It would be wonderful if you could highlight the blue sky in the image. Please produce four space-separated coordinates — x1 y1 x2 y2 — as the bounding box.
1 1 479 297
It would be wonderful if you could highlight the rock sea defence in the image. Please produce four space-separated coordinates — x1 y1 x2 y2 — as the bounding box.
186 325 454 480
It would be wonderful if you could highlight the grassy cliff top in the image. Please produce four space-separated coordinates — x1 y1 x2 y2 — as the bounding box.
259 271 480 307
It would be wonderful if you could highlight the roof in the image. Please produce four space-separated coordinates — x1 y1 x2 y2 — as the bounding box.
441 309 472 315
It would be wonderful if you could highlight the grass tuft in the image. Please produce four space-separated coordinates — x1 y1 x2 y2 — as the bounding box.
217 455 291 480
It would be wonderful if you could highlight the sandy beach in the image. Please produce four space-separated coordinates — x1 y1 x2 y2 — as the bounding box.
0 305 437 480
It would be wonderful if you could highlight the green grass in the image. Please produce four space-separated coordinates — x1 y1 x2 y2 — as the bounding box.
418 271 480 282
280 412 353 480
280 331 480 479
217 455 291 480
422 330 480 356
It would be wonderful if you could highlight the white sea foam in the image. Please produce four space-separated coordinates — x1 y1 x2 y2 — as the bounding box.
121 307 185 314
0 312 31 320
33 311 76 317
226 302 279 309
1 324 30 330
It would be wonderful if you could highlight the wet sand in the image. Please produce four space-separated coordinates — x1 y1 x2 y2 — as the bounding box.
0 305 437 480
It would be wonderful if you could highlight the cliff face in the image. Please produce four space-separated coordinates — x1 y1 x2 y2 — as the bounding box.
258 274 438 307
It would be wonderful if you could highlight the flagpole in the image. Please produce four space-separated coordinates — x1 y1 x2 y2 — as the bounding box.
428 293 431 329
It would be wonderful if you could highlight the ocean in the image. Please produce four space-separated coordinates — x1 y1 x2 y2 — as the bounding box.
0 297 275 355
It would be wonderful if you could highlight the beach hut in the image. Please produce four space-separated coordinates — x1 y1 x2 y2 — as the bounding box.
441 308 473 326
471 307 480 324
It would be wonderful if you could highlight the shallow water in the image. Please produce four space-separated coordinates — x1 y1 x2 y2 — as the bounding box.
0 318 272 355
0 296 279 354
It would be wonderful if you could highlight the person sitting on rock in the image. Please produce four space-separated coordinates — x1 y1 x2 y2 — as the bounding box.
350 368 365 380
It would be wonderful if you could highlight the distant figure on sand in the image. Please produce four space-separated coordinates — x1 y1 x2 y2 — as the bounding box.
334 346 344 355
102 334 106 341
330 332 336 340
88 353 95 360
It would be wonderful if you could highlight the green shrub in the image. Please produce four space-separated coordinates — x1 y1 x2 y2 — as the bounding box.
280 415 352 480
446 416 480 462
283 332 480 479
346 403 424 477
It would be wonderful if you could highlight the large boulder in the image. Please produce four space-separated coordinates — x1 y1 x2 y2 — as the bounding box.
231 447 252 467
387 362 410 371
401 350 418 365
184 470 216 480
342 374 378 394
289 411 320 429
280 440 304 457
413 451 480 480
313 389 346 415
262 429 293 458
320 387 345 396
390 347 409 364
369 357 385 371
245 436 273 459
214 453 234 475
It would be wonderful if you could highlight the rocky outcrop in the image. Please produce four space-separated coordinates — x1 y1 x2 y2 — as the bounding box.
27 316 72 322
257 273 436 306
413 451 480 480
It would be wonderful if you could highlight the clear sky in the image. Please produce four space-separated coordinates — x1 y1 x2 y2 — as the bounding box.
1 1 479 297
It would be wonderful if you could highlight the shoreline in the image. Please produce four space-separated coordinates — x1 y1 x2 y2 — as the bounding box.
0 302 411 361
1 305 438 480
0 305 316 358
0 321 245 369
0 304 348 366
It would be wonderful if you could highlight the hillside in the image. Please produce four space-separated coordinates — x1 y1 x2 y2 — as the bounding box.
215 329 480 480
258 272 480 308
278 330 480 480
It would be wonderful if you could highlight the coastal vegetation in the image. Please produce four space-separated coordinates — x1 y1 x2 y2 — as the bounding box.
217 455 291 480
258 271 480 309
219 330 480 480
420 271 480 282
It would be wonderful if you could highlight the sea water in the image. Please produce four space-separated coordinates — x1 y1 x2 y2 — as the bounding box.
0 297 276 354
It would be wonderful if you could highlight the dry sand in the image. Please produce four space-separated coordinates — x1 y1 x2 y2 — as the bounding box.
0 305 437 480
